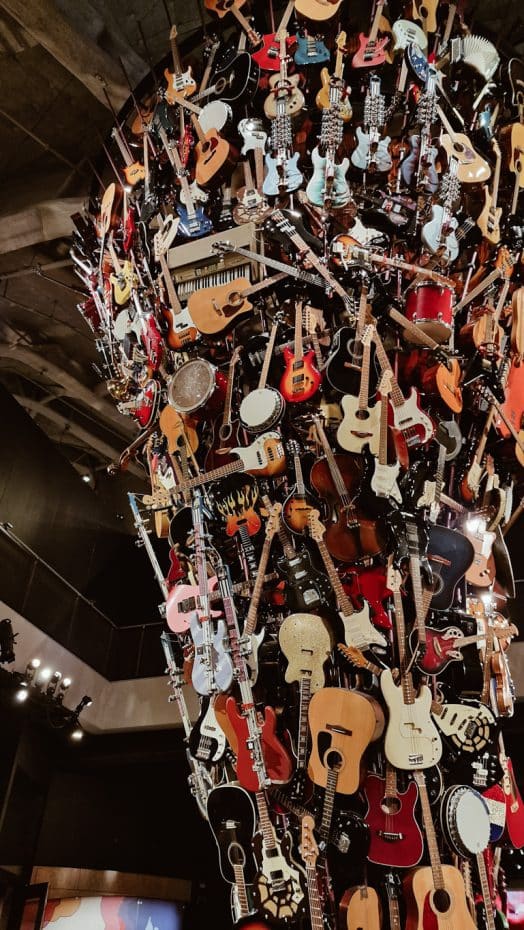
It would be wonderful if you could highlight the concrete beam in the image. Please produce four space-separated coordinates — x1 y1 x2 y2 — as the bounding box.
0 0 133 108
0 198 84 254
15 395 143 479
0 342 135 438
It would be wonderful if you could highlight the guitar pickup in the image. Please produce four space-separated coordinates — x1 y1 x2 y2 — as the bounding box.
377 831 405 841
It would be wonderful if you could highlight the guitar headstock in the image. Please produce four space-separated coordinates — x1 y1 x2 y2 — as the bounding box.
496 246 514 278
211 240 234 256
336 30 348 54
300 814 318 868
337 642 370 669
378 367 393 396
263 498 283 537
306 508 325 543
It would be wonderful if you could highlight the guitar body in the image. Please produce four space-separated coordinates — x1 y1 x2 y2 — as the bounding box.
263 152 303 196
352 34 390 69
440 135 491 184
413 625 474 675
308 687 384 795
370 458 402 504
282 488 319 534
175 202 213 239
188 278 253 335
166 578 221 634
337 395 382 455
213 618 235 691
264 75 304 119
164 66 196 103
351 127 392 172
280 347 322 403
294 0 342 22
427 526 474 610
189 614 219 696
188 696 227 763
316 69 352 120
279 613 334 692
161 301 199 350
252 829 306 921
364 773 424 867
194 131 237 188
226 698 293 791
252 33 296 72
110 262 135 305
389 387 434 448
325 326 365 394
305 148 351 209
400 135 439 193
210 49 260 104
294 33 330 65
421 205 459 262
477 190 502 245
340 600 387 650
342 566 392 630
207 784 257 884
403 864 478 930
431 700 497 755
501 757 524 848
381 669 442 770
276 548 332 613
340 885 381 930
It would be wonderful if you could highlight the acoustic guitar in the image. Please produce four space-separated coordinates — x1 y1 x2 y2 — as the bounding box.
340 885 381 930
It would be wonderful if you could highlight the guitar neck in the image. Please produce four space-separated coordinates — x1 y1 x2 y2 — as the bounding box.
414 772 446 889
294 454 306 497
319 766 339 843
244 522 278 636
258 320 280 390
231 863 251 918
159 252 183 315
405 520 428 648
219 350 240 440
305 862 324 930
392 583 416 703
368 0 385 43
373 333 405 408
357 339 372 413
220 244 324 287
277 0 295 36
128 493 169 599
377 381 388 466
314 418 352 507
481 620 495 706
296 674 312 770
476 852 497 930
198 41 219 95
255 789 278 851
111 126 133 168
315 534 353 617
158 127 197 218
170 29 183 75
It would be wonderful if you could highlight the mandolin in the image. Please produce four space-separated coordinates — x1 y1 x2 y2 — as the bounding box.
307 685 384 795
404 770 478 930
280 300 322 403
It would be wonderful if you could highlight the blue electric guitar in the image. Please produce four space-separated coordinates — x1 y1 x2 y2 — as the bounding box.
158 127 212 239
294 31 330 66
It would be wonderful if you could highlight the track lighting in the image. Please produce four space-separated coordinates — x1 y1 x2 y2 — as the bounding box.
74 695 93 714
46 671 62 696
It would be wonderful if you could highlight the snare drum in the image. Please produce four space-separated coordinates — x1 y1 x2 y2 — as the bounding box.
239 387 285 433
440 784 491 857
167 358 227 416
405 282 454 343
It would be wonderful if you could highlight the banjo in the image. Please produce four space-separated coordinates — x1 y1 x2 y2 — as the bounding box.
440 784 491 858
239 316 286 432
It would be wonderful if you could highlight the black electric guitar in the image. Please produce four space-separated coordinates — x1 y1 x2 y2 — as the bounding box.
276 518 332 613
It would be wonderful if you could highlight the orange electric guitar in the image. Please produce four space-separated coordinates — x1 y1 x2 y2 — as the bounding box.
280 300 322 403
164 25 196 104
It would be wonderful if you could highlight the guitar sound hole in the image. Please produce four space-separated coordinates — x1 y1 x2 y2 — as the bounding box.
326 749 343 770
432 889 451 914
381 796 401 815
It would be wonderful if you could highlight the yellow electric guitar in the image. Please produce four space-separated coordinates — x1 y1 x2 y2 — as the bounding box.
107 237 136 306
315 32 352 121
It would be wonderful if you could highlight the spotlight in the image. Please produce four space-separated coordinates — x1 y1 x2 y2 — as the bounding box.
71 726 84 741
39 667 52 683
55 677 72 704
25 658 41 684
15 684 29 703
74 695 93 714
62 677 72 688
81 474 91 483
46 671 62 696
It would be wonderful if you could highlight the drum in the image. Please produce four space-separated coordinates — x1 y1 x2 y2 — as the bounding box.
167 358 227 415
440 784 491 857
405 282 454 343
239 387 285 433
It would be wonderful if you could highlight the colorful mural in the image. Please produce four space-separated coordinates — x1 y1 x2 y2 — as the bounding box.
43 897 182 930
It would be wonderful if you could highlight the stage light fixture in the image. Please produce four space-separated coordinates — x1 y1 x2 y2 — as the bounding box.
46 671 62 696
15 684 29 703
70 726 84 741
74 695 93 714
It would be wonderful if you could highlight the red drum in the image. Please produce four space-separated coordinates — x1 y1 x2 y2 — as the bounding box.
167 358 227 416
405 282 454 343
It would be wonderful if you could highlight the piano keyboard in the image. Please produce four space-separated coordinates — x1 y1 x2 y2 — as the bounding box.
167 222 256 301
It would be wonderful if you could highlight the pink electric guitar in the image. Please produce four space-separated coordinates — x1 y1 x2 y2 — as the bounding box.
352 0 390 69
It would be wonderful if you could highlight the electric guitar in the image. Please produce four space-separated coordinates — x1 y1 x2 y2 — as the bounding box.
477 140 502 245
156 241 199 350
252 789 307 921
157 127 213 238
252 0 296 72
280 299 322 403
337 326 382 456
351 75 392 173
263 30 304 120
282 441 320 535
263 35 303 196
163 25 196 103
315 32 352 121
352 0 390 68
294 30 330 66
188 695 227 763
275 516 332 613
299 815 326 930
368 372 402 505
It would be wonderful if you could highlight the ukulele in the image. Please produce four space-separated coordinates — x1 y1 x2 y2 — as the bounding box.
307 685 384 795
363 763 424 868
263 31 304 120
315 32 352 121
279 612 334 798
337 326 381 456
373 329 434 467
307 509 387 650
282 441 320 535
163 25 196 103
339 885 382 930
404 770 477 930
477 140 503 245
352 0 390 68
280 300 322 403
310 419 387 565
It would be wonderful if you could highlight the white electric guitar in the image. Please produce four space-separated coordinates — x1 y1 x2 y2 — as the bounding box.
338 325 381 455
370 371 402 503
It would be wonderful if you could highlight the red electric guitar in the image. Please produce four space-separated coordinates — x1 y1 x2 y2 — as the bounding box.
500 746 524 849
341 566 393 631
363 764 424 868
252 0 296 71
280 299 322 403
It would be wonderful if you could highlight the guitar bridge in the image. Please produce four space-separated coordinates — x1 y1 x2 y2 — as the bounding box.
377 830 405 841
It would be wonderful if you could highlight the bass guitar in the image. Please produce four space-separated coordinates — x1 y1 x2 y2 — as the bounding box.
363 763 424 868
282 441 320 535
188 695 227 763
